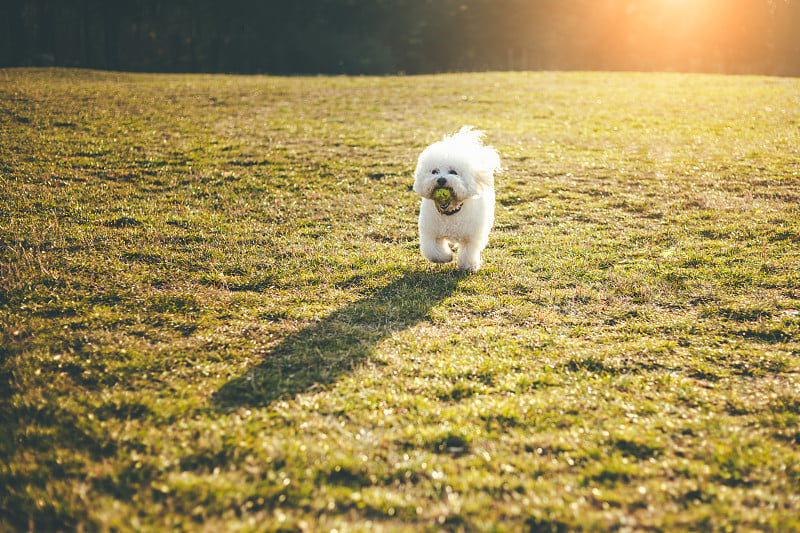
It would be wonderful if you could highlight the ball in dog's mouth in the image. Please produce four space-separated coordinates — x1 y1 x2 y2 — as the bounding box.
432 186 455 208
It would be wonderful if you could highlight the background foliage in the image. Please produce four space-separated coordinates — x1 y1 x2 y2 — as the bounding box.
3 0 800 75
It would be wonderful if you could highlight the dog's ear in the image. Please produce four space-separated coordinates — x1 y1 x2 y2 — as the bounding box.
412 157 427 195
475 168 494 191
474 145 501 190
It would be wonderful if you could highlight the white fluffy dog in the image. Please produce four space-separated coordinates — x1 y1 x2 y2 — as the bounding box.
413 126 501 272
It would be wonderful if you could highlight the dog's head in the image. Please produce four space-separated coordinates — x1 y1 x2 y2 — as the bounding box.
413 126 501 204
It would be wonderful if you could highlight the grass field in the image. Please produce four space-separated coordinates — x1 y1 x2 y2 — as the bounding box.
1 67 799 531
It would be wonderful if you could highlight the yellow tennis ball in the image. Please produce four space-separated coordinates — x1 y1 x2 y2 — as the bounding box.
432 187 454 206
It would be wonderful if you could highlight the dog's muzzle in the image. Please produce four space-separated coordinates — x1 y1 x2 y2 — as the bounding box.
437 203 463 216
435 197 463 216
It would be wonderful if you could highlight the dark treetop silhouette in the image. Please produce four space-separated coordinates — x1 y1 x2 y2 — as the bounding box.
5 0 800 76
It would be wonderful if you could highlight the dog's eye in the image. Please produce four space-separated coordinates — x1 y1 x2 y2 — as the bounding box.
431 169 440 175
448 169 458 176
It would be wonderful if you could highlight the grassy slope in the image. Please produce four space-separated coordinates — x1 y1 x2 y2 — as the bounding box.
1 68 799 531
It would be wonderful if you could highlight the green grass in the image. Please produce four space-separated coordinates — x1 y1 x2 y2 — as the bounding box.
1 67 799 531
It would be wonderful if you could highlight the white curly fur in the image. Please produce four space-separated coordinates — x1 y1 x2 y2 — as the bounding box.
413 126 501 272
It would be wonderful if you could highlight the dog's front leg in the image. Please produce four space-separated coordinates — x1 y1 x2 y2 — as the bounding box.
421 237 454 264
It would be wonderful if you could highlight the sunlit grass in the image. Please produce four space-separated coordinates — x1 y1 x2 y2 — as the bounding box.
1 68 799 531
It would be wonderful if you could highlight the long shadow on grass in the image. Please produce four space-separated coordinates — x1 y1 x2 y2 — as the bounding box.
213 269 465 408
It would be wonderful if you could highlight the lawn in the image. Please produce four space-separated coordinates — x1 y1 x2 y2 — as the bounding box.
1 67 799 531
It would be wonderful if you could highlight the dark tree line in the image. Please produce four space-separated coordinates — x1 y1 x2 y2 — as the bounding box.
3 0 800 76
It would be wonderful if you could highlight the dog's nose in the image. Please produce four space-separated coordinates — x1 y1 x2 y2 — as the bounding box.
436 177 447 187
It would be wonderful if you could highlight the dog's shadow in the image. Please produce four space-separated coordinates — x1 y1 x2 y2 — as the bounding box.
213 269 465 409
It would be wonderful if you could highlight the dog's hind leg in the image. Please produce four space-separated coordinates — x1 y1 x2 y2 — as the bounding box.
456 241 483 272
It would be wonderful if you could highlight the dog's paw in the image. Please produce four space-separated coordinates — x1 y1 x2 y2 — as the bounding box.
424 250 455 264
457 256 481 273
421 240 454 264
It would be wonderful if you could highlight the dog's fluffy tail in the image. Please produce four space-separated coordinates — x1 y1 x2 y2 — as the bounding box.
447 126 501 176
448 125 485 146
